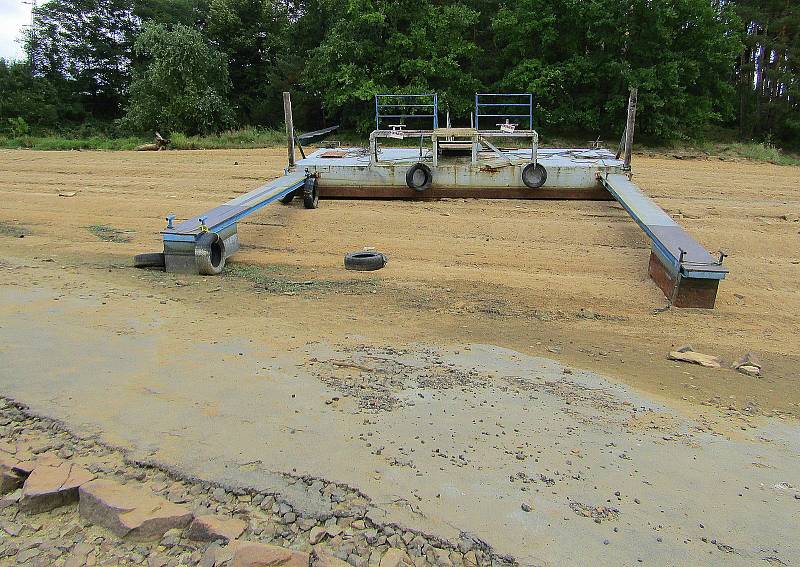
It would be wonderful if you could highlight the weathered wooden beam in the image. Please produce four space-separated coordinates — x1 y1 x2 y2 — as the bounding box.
623 88 638 170
283 92 295 168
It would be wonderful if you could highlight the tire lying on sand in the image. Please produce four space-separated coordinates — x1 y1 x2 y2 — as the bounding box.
133 252 165 269
195 232 226 275
344 251 387 271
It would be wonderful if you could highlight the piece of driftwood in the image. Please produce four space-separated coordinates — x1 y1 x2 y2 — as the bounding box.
135 132 170 151
668 349 722 368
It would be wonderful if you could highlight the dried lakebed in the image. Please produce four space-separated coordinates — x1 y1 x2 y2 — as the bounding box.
0 284 797 566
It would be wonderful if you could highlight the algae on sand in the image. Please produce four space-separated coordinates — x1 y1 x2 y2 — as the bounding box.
225 263 379 295
86 224 134 243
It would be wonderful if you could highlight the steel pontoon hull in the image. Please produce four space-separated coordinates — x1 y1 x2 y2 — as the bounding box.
154 143 727 308
297 147 625 200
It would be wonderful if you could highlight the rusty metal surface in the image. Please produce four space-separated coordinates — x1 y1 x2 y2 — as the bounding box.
318 185 613 200
648 252 719 308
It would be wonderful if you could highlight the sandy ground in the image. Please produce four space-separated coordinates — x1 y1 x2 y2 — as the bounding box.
0 148 799 565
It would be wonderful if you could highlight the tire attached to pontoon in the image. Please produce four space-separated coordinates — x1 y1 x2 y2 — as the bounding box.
195 232 226 275
302 177 319 209
406 163 433 192
522 163 548 189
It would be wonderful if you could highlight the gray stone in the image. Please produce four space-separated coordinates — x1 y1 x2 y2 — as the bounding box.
364 529 380 544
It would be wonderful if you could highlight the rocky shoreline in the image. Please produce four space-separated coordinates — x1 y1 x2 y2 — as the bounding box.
0 397 510 567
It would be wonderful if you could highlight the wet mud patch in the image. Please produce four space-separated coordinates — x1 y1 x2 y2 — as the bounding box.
306 344 488 412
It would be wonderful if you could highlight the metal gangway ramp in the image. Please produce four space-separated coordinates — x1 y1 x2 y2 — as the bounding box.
161 170 312 275
600 173 728 308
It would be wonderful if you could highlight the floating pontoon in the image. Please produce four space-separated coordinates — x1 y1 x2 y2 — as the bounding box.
157 90 727 308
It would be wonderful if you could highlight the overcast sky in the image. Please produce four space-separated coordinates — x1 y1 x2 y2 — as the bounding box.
0 0 32 62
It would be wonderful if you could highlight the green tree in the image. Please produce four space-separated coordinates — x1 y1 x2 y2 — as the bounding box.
26 0 139 120
205 0 293 126
133 0 210 27
0 60 60 134
731 0 799 147
299 0 482 131
122 23 234 135
491 0 741 141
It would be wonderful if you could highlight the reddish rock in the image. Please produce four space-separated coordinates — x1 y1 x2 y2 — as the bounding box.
186 514 246 542
79 478 193 541
309 525 327 544
63 542 95 567
0 488 22 510
0 442 17 455
12 453 62 477
668 349 721 368
379 548 414 567
0 453 26 494
311 548 351 567
20 462 95 513
214 541 310 567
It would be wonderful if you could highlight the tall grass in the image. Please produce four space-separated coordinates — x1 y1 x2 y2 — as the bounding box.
0 127 286 151
0 135 145 150
717 142 799 165
169 127 285 149
0 127 797 165
653 140 800 166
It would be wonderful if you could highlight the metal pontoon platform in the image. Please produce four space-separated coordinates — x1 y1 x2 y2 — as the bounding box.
300 146 622 200
152 90 728 308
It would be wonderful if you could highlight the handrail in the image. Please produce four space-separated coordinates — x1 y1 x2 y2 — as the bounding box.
475 93 533 130
375 94 439 130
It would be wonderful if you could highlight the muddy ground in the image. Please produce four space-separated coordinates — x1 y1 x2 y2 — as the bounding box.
0 148 798 566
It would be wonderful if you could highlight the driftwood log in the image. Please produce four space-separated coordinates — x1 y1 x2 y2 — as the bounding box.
135 132 170 151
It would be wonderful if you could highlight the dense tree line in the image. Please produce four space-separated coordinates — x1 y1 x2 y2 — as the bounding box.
0 0 797 147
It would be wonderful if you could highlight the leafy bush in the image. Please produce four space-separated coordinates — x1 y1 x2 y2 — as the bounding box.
8 117 30 137
121 23 234 135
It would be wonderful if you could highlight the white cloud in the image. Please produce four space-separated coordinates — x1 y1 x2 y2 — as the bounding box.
0 0 33 62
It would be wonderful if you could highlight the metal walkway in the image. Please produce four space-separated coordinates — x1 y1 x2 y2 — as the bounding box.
162 170 307 242
601 174 727 281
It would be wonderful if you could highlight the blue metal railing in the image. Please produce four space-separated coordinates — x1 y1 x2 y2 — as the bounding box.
375 94 439 130
474 93 533 130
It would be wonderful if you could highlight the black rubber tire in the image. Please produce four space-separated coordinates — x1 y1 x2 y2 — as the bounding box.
195 232 226 275
406 163 432 192
522 163 548 189
303 177 319 209
279 191 295 205
344 251 387 271
133 252 165 269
